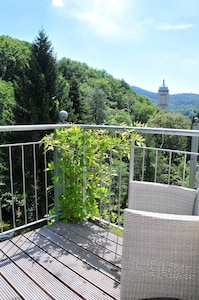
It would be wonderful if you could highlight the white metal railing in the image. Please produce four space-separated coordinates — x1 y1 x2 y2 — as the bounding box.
130 145 199 186
1 123 199 239
1 123 199 136
0 140 53 237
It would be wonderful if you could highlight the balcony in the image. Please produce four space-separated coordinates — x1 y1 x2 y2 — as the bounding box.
1 123 199 299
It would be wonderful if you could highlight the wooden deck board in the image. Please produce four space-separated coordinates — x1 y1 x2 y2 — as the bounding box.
35 226 121 281
70 222 123 246
1 273 23 300
1 249 53 300
0 222 121 300
51 222 122 267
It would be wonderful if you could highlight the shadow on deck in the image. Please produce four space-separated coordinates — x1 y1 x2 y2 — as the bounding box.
0 222 122 300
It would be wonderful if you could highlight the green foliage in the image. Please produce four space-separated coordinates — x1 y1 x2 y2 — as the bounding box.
0 34 158 127
137 111 192 185
132 95 158 123
0 35 30 82
106 109 132 126
0 192 24 227
0 79 15 125
87 86 107 124
147 111 191 150
109 226 123 237
23 29 58 124
42 126 144 223
58 58 156 125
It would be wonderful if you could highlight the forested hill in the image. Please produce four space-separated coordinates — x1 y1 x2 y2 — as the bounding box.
0 32 160 127
0 31 196 133
132 86 199 118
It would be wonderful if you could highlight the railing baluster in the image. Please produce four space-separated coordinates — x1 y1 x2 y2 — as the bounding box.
141 148 145 181
117 148 122 227
197 165 199 188
33 143 38 221
168 151 172 184
0 203 2 233
82 143 86 207
9 146 16 229
154 149 158 182
182 153 187 186
53 146 62 219
99 151 103 220
129 141 135 181
21 145 27 225
108 146 113 224
44 148 48 216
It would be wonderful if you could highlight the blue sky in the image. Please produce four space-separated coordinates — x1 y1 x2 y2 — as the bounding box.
0 0 199 94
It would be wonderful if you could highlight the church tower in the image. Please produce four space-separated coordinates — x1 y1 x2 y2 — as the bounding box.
158 79 169 111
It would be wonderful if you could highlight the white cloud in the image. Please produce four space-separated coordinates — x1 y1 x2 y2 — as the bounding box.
75 10 122 38
158 23 193 30
57 0 141 39
52 0 64 7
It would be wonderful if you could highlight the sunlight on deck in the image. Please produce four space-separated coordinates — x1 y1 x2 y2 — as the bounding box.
0 222 121 300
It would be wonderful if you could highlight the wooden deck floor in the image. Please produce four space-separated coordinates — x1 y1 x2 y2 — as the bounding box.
0 221 122 300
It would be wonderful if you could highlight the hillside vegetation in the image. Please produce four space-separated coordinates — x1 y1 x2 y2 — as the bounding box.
0 30 193 132
0 31 159 127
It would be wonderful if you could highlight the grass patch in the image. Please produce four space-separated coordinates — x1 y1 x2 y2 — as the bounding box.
109 225 123 237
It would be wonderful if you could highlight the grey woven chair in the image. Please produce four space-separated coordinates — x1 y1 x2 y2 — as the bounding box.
121 181 199 300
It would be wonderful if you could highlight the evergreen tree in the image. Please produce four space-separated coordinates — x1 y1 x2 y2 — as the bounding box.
17 30 58 125
11 31 60 219
68 76 85 123
89 86 106 124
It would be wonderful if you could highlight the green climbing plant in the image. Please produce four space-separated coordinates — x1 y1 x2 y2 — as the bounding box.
42 126 144 223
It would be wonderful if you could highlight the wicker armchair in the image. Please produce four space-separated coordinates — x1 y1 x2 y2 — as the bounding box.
121 181 199 300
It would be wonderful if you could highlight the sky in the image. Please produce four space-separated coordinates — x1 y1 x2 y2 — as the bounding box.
0 0 199 94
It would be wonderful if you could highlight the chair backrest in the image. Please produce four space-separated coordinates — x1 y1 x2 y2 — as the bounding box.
128 180 197 215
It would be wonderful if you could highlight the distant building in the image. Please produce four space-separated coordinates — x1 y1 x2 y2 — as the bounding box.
158 79 169 111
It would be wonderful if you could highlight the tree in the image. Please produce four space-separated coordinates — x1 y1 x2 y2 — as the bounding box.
0 36 31 126
55 74 73 121
132 95 158 124
107 108 132 126
88 86 107 124
141 111 192 184
67 76 85 123
0 79 15 125
0 35 30 83
17 30 58 125
8 31 60 220
147 111 191 150
0 80 16 195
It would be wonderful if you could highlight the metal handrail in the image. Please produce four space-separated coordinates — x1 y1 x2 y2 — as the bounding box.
0 123 199 137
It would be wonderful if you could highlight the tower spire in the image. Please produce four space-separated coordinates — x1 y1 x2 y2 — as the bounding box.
158 79 169 111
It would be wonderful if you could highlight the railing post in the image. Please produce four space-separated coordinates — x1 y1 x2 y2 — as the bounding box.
128 140 135 208
53 146 60 220
129 140 135 182
53 110 68 220
190 117 199 188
